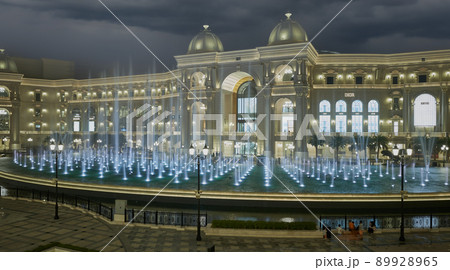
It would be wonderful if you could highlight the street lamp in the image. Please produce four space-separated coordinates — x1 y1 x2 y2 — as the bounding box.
50 140 64 220
441 145 449 163
393 145 412 242
189 143 209 241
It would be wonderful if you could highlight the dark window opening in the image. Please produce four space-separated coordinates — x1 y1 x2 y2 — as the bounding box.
35 124 41 131
35 93 41 102
355 76 363 84
393 97 400 110
392 76 398 84
34 109 41 117
418 75 427 83
326 76 334 84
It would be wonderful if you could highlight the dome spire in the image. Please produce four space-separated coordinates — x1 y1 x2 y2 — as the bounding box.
268 13 308 46
187 25 224 54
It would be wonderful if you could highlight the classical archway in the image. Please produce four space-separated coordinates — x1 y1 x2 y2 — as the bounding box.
221 71 258 155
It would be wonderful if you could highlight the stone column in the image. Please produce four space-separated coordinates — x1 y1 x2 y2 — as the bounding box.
263 87 272 158
182 98 191 149
205 90 214 150
441 87 447 132
294 87 309 158
403 87 410 132
10 83 21 150
10 101 20 150
180 79 191 150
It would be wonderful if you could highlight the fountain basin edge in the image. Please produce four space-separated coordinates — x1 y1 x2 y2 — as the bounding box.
2 170 450 203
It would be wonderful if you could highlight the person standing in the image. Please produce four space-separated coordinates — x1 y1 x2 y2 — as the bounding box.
358 221 364 239
349 220 355 234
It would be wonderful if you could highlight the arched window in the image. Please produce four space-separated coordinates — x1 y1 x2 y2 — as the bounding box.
0 108 10 131
190 72 206 88
274 65 294 82
319 100 331 113
237 81 257 132
336 100 347 113
368 100 378 112
368 100 379 132
352 100 363 133
319 100 330 133
352 100 363 113
335 100 347 132
414 94 436 127
0 86 10 99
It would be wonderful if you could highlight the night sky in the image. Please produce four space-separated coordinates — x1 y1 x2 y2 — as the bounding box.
0 0 449 78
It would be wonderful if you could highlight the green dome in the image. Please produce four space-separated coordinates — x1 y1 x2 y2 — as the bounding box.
0 49 18 73
187 25 224 54
268 13 308 46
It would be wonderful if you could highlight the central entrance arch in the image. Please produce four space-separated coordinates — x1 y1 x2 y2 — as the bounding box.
221 71 258 155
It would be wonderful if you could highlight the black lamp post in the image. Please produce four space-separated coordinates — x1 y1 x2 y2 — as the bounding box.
189 143 209 241
393 145 412 242
50 140 64 220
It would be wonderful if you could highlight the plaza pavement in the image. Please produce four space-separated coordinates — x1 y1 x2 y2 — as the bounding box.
1 197 450 252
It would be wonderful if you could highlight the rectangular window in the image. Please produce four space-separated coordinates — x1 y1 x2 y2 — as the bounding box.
281 115 294 134
34 108 41 117
319 115 330 133
393 98 400 110
392 76 398 84
394 121 399 135
352 115 363 133
89 121 95 132
368 115 379 133
73 121 80 132
418 75 427 83
35 124 41 131
326 76 334 84
336 115 347 133
35 93 41 102
355 76 363 84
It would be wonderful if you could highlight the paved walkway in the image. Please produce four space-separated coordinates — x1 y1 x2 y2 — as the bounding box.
1 197 450 252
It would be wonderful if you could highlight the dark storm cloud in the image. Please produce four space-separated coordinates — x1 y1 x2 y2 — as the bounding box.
0 0 449 77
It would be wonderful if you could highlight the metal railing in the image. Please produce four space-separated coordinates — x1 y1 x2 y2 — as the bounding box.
319 214 450 230
125 209 207 227
1 187 114 221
